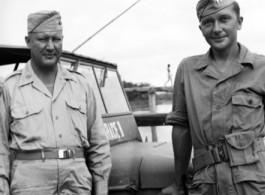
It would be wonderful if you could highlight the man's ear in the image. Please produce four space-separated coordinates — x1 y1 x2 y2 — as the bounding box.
25 35 31 48
237 16 243 30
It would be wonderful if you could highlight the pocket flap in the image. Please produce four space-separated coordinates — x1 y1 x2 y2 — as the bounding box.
66 99 79 109
12 104 42 119
232 94 261 108
66 99 87 114
225 131 255 149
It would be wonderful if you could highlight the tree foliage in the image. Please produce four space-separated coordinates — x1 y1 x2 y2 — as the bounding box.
122 81 150 88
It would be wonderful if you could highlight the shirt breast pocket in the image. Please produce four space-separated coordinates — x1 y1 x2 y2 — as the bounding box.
232 94 263 132
11 104 47 143
66 99 88 140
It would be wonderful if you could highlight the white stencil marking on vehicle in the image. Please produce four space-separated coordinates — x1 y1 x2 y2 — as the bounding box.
104 121 125 140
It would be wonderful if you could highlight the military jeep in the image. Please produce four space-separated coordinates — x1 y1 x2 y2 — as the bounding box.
0 45 178 195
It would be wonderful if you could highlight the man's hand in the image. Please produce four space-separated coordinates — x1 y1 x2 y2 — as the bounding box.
158 183 185 195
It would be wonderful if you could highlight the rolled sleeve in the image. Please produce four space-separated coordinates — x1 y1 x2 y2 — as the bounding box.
85 86 111 195
0 83 11 195
166 111 188 126
166 63 189 126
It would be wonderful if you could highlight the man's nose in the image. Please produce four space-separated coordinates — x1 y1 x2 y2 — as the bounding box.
213 21 222 34
46 39 55 50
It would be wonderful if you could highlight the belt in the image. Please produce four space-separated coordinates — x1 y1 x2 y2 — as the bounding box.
14 148 84 160
192 137 265 172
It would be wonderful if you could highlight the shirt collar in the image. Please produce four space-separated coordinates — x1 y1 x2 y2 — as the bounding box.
237 43 255 68
19 60 75 87
194 43 255 70
57 63 75 81
194 50 212 70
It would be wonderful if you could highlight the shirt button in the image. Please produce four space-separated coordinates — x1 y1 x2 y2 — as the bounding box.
216 105 221 110
55 116 59 120
25 111 29 115
59 134 62 138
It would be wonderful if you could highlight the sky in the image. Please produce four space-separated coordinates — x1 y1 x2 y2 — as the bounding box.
1 0 265 86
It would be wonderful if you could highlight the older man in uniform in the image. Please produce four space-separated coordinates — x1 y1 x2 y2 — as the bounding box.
0 11 111 195
160 0 265 195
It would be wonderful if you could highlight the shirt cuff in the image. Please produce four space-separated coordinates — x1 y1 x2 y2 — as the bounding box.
166 111 189 126
94 181 108 195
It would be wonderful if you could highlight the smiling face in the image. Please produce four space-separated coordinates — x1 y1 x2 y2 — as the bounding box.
199 4 243 53
25 30 63 70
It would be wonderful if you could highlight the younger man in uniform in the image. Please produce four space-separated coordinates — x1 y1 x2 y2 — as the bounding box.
161 0 265 194
0 11 111 195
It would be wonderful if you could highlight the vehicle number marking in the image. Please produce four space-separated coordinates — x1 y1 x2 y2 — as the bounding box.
104 121 125 140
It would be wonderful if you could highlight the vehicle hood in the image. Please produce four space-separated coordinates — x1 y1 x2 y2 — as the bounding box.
109 141 174 191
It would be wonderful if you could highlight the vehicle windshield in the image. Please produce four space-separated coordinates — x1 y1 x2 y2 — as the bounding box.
0 59 130 115
76 63 107 114
70 61 130 114
94 68 129 113
0 64 15 80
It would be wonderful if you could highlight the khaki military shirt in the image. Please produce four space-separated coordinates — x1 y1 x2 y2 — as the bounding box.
167 44 265 194
0 61 111 194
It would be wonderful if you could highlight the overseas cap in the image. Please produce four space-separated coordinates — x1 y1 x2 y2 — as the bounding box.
196 0 235 21
27 10 62 33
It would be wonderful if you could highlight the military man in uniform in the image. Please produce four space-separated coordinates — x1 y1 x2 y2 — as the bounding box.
160 0 265 194
0 11 111 195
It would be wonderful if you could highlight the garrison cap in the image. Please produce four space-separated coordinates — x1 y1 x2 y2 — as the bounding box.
27 10 62 33
196 0 235 21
